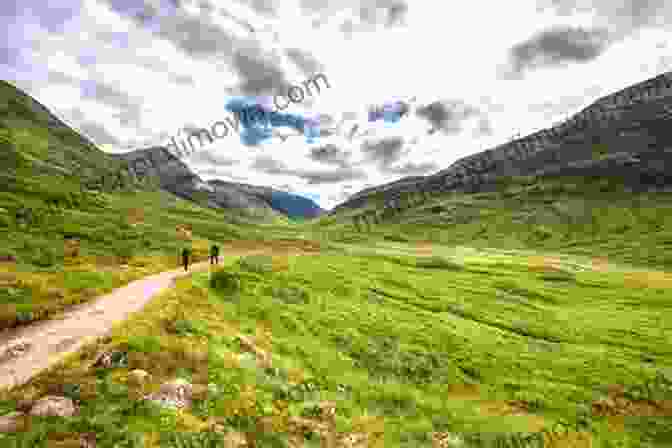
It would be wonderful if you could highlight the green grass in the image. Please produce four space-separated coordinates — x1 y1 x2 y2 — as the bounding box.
1 248 669 447
0 78 671 446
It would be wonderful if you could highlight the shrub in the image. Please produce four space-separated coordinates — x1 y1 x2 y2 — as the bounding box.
210 269 241 295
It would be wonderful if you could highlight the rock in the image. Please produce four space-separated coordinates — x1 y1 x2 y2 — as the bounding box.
221 431 249 447
79 432 96 448
91 350 128 369
143 379 193 409
128 369 150 385
0 411 25 433
16 399 35 413
432 432 465 448
45 288 65 299
319 401 337 421
29 395 77 417
337 432 369 448
0 338 31 362
236 335 272 369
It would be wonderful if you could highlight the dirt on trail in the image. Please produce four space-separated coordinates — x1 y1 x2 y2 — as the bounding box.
0 262 213 392
0 240 322 392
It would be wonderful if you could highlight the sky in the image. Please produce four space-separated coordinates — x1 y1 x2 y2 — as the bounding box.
2 0 672 210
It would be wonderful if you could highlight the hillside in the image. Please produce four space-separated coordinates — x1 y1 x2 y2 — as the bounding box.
0 70 670 448
331 70 672 213
115 149 324 220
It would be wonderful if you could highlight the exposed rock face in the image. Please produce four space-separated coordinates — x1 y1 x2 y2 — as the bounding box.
114 148 324 219
333 71 672 213
208 180 324 219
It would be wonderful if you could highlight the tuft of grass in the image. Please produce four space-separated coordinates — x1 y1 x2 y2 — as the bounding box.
415 256 463 270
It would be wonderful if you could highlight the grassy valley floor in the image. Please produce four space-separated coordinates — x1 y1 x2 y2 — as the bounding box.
0 244 669 447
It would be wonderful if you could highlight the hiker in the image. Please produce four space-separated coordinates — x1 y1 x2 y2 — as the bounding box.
210 244 220 265
181 247 190 271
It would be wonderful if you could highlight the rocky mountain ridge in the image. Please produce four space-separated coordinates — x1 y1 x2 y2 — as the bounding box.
332 70 672 213
114 147 324 219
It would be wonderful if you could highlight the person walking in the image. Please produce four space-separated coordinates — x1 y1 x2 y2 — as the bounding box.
210 244 220 265
181 247 190 271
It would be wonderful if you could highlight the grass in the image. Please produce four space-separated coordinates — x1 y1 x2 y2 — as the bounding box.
0 247 669 447
0 78 670 446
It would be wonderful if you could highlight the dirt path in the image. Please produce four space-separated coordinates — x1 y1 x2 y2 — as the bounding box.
0 262 211 392
0 240 324 393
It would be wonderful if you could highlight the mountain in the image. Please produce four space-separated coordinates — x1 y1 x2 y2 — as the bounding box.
332 70 672 213
116 148 324 219
0 79 321 221
206 179 324 219
0 80 141 194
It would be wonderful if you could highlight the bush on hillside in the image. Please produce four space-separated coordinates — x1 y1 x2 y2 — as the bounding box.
210 269 241 295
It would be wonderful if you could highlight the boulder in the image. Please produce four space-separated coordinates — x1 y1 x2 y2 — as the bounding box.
29 395 77 417
0 411 25 433
0 337 31 362
128 369 150 385
143 378 193 409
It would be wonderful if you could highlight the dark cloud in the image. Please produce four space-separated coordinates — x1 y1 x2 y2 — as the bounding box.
252 155 367 184
233 48 289 96
543 0 669 32
386 2 408 26
359 0 408 27
104 1 291 97
360 137 405 167
415 100 480 135
77 121 121 146
309 144 352 167
508 26 611 75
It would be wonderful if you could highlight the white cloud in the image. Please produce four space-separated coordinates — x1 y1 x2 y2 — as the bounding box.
4 0 672 209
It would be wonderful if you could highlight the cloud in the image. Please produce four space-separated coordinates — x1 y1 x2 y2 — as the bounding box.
187 149 239 167
77 120 121 146
285 48 324 76
508 26 611 75
386 161 439 176
543 0 670 33
358 0 408 27
473 117 493 137
415 100 481 135
360 136 405 167
79 78 144 129
233 0 280 17
309 143 352 167
252 155 367 184
233 47 289 96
